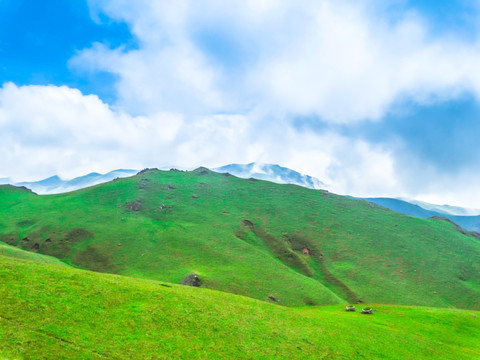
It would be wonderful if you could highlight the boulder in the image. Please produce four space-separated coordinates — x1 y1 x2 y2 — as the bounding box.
182 274 201 287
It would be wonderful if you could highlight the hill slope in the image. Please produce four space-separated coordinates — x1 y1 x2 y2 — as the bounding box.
0 241 68 265
1 253 479 360
214 164 480 231
1 169 480 308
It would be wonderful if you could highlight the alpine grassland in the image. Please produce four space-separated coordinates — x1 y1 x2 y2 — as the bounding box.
1 251 479 359
1 168 480 309
2 169 480 359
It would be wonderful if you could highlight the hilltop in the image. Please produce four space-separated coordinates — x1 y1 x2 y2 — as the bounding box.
7 163 480 232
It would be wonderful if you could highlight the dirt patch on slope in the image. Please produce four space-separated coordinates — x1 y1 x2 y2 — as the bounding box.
41 228 94 259
0 233 18 246
72 244 118 273
64 228 94 243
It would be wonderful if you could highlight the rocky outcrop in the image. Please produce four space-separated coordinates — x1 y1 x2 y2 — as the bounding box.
182 274 201 287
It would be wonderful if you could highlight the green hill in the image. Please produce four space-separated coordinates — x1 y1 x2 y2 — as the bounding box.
1 168 480 308
1 252 479 359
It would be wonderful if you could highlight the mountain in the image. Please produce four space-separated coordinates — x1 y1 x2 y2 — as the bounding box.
363 197 439 218
3 167 480 358
365 197 480 232
1 168 479 309
6 163 480 232
14 169 137 194
2 163 326 194
403 198 480 216
1 246 479 359
213 162 327 190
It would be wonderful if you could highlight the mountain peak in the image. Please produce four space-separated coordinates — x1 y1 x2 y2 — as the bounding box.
213 163 327 190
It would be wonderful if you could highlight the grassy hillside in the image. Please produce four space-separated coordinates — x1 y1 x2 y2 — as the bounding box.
1 253 479 360
1 168 480 308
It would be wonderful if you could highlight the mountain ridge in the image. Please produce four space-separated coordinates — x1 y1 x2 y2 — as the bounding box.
4 163 480 230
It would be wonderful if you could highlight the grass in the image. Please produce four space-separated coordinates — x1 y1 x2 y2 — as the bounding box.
1 252 479 359
1 168 480 308
0 241 67 266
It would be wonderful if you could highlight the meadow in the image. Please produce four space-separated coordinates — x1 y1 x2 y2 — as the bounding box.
1 248 479 359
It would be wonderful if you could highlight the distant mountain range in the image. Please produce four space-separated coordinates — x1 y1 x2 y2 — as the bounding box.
4 163 326 194
399 198 480 216
363 197 480 232
3 163 480 231
12 169 137 195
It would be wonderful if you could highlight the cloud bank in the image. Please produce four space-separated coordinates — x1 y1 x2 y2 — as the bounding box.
3 0 480 207
78 0 480 122
0 82 399 198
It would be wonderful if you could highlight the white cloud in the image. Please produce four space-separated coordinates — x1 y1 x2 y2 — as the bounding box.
274 130 399 198
0 83 183 180
0 83 270 181
78 0 480 122
0 82 397 197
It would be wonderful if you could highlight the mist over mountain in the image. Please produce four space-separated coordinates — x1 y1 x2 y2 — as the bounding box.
14 170 137 194
400 198 480 216
214 163 327 190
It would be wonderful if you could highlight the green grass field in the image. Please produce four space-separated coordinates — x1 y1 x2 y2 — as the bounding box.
1 168 480 309
1 251 479 360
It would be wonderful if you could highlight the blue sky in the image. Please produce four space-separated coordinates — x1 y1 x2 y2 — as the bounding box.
1 0 480 207
0 0 132 101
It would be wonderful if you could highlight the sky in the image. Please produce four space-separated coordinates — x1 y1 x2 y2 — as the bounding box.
1 0 480 207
